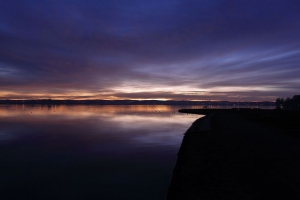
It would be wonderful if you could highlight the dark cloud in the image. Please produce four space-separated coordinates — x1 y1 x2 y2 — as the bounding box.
1 0 300 100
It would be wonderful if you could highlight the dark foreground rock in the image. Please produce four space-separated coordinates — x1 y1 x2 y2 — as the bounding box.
167 111 300 199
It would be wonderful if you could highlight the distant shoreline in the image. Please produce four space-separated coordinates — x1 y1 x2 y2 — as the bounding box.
0 100 275 106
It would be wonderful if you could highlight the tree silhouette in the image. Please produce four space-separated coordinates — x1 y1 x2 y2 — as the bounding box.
276 95 300 110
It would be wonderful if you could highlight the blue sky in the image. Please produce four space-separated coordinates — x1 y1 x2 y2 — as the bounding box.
1 0 300 101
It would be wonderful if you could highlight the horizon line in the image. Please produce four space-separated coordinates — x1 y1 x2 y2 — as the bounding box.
0 99 276 103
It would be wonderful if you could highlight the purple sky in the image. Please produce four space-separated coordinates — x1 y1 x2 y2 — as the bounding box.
1 0 300 101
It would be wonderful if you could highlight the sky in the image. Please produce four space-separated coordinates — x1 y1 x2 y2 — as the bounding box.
1 0 300 101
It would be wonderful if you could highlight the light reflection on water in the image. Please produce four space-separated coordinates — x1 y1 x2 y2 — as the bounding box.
0 105 200 199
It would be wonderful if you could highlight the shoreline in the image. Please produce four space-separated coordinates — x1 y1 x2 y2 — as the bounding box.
167 110 300 199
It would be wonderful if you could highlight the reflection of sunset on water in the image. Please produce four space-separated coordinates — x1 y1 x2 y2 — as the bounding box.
0 104 201 117
0 105 200 200
0 105 201 147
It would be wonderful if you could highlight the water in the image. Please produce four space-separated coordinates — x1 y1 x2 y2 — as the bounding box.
0 105 201 200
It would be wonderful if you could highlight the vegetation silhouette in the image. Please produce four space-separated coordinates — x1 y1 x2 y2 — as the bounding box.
276 95 300 109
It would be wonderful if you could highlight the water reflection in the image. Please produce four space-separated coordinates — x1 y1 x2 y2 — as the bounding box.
0 105 200 199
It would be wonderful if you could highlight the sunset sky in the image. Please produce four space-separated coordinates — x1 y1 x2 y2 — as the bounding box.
1 0 300 101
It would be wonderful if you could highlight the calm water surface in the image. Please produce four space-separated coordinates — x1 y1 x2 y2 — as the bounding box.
0 105 201 199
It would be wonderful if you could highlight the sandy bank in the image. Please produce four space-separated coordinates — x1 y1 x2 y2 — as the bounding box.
167 111 300 199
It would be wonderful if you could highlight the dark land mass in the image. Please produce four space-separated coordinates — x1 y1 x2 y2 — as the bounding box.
167 109 300 199
0 100 275 106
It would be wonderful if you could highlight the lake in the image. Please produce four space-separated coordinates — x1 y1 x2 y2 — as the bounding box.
0 104 202 200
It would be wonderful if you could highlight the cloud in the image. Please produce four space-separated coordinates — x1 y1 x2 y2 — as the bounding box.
1 0 300 100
